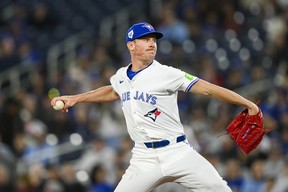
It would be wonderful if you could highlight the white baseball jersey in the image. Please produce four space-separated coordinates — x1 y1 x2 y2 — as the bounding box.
110 60 199 142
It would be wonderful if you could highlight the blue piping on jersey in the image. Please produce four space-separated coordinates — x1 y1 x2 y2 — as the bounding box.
127 61 153 80
185 77 200 92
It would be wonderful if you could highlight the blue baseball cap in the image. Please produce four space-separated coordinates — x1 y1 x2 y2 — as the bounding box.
126 22 163 43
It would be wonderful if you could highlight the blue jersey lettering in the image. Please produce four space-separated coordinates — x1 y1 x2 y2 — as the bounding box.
138 92 145 101
150 96 157 105
124 90 157 105
145 93 153 103
133 91 139 100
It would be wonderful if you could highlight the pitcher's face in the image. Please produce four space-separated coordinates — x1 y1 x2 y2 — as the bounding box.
128 34 157 63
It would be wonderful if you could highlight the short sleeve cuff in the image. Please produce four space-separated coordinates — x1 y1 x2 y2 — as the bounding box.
185 77 200 92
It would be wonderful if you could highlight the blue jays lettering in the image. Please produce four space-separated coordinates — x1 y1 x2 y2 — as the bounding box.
121 91 157 105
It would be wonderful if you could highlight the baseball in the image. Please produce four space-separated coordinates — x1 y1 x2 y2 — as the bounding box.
53 100 65 110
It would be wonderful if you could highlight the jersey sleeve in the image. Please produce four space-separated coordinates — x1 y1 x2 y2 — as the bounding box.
165 66 199 92
110 74 119 95
110 67 127 95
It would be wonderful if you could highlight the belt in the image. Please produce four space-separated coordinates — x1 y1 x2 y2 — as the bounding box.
144 135 186 149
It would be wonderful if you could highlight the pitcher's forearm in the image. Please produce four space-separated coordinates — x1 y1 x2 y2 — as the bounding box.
51 85 119 110
76 85 120 103
190 79 258 115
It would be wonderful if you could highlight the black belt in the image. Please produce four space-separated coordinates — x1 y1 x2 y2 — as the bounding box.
144 135 186 149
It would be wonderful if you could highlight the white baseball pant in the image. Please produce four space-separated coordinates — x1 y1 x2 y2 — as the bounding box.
114 139 232 192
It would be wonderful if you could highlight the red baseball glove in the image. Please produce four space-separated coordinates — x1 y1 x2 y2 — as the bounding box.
226 107 272 154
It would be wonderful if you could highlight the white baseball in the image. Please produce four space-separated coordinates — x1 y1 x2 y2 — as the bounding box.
53 100 65 110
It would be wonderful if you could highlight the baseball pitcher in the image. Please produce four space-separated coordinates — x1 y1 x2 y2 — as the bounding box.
51 22 264 192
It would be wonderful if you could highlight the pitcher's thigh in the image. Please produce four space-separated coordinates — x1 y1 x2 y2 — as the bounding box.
114 163 163 192
174 150 231 192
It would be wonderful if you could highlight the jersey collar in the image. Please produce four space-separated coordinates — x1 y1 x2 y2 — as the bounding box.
126 60 154 80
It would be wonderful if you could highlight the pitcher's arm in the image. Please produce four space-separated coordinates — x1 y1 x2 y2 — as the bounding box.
189 79 258 115
51 85 119 111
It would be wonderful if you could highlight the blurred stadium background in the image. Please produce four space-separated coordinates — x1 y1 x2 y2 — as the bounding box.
0 0 287 192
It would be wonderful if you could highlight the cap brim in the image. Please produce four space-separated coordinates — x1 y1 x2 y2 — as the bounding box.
134 31 163 40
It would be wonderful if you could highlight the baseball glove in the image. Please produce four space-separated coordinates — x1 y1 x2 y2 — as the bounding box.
226 107 272 154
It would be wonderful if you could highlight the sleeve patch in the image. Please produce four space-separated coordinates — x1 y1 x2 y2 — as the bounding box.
184 73 194 81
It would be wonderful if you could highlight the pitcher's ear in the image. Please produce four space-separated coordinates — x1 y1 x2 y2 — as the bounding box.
127 41 134 50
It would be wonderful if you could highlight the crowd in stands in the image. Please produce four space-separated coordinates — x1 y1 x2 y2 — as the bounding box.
0 0 288 191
